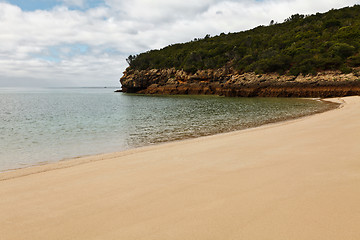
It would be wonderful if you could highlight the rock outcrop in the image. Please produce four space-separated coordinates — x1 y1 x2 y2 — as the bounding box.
120 68 360 97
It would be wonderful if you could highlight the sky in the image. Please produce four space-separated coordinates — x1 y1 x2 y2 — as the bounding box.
0 0 359 87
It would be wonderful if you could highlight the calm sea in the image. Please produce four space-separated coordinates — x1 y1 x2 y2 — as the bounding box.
0 87 335 172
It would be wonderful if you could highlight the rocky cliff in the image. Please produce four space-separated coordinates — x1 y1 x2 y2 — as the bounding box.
120 68 360 98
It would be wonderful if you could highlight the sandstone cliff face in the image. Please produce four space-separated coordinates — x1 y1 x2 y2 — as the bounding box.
120 68 360 97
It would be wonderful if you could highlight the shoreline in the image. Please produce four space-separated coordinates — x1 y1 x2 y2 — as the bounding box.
1 96 359 239
0 93 336 174
0 97 339 180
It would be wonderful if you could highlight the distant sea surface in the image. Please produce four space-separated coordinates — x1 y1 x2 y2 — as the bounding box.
0 87 335 172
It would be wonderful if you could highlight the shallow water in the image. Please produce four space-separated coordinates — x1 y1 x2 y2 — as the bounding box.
0 87 335 171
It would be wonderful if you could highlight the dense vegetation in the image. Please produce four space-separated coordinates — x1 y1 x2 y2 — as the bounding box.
126 5 360 76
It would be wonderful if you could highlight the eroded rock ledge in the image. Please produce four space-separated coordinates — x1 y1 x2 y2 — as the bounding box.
120 68 360 97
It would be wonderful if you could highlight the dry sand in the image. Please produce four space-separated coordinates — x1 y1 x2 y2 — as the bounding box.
1 96 360 240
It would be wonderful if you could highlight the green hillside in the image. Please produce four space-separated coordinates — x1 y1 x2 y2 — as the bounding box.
126 5 360 76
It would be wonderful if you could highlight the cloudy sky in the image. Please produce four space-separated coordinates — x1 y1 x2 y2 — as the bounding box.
0 0 358 87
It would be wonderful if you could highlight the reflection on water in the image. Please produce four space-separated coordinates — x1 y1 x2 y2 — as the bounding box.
0 87 336 171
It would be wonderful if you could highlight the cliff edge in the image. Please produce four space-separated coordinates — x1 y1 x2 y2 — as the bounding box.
120 68 360 97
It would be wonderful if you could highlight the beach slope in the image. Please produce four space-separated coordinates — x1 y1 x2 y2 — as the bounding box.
1 96 360 240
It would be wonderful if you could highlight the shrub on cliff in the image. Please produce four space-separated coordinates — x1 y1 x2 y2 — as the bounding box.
126 5 360 76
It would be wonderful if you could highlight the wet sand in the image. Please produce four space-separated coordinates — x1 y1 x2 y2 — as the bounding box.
1 96 360 240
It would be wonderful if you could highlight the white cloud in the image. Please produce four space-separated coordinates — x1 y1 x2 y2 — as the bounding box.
0 0 359 87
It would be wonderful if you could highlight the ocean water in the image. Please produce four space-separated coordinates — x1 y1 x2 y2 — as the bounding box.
0 87 335 172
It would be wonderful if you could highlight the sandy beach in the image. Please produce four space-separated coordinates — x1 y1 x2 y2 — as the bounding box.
1 96 360 240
